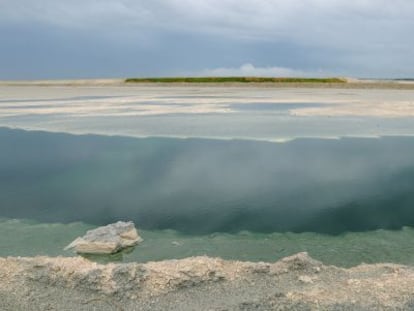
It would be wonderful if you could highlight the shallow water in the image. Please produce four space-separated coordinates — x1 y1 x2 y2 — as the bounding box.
2 86 414 141
228 102 325 111
2 218 414 268
1 128 414 266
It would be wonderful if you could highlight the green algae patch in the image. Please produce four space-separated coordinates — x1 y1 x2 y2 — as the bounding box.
125 77 347 83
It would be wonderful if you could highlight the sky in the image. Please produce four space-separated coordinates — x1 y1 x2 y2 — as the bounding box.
1 0 413 79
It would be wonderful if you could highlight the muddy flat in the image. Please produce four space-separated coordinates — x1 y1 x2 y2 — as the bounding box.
1 83 414 141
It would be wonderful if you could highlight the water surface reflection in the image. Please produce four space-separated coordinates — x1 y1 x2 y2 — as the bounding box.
1 127 414 234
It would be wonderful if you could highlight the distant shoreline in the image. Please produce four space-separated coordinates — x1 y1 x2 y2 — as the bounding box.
125 77 346 83
1 77 414 89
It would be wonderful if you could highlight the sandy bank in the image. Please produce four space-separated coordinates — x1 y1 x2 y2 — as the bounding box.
1 78 414 89
1 253 414 310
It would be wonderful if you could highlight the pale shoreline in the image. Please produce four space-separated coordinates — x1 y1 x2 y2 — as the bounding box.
1 78 414 89
2 84 414 140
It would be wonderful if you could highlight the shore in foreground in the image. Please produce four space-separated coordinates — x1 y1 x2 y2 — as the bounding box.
1 252 414 310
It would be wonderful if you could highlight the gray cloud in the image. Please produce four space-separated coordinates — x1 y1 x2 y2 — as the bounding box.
0 0 413 78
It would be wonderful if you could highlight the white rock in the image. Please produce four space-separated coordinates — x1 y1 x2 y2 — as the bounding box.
298 275 314 284
65 221 143 254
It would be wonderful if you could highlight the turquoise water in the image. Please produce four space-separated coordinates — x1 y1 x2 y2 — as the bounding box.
2 127 414 267
2 218 414 268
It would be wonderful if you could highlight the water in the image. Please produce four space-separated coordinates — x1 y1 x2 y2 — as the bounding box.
1 127 414 267
228 102 325 112
2 218 414 267
2 86 414 141
2 86 414 267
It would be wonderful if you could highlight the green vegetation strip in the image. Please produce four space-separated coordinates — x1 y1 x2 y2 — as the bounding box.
125 77 346 83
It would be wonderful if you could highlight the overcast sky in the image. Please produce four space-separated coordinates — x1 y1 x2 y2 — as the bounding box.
1 0 413 79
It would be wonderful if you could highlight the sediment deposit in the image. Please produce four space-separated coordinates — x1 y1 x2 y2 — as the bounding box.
1 252 414 310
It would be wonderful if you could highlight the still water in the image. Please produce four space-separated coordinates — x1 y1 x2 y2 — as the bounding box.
1 127 414 266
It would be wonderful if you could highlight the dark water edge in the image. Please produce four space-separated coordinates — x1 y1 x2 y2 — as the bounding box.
1 127 414 236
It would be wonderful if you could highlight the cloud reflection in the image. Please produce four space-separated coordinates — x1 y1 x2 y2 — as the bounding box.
1 127 414 234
